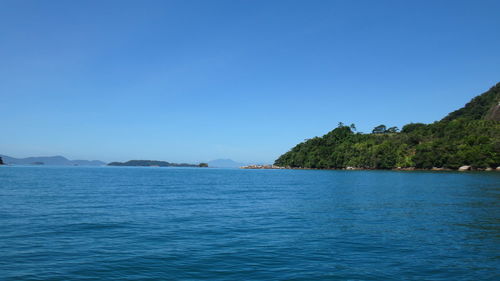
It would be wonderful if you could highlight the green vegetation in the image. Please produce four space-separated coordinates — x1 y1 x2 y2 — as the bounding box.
108 160 205 167
442 83 499 121
275 83 500 170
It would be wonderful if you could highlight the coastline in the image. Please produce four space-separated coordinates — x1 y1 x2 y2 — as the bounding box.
240 165 500 172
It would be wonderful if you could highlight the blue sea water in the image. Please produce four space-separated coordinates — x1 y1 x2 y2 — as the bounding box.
0 166 499 280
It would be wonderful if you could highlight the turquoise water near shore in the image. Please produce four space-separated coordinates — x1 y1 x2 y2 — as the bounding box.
1 166 499 280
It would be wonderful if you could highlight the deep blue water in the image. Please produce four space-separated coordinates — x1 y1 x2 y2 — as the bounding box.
0 166 499 280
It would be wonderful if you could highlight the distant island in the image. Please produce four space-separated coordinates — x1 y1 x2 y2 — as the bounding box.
108 160 208 168
0 155 105 166
274 82 500 171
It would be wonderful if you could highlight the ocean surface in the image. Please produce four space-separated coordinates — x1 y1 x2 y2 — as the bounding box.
0 166 499 280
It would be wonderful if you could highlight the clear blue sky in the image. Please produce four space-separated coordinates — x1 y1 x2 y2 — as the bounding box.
1 0 499 164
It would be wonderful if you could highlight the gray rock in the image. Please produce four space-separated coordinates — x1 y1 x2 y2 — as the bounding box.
458 165 471 171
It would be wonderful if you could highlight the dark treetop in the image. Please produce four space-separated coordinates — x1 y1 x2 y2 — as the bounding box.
275 82 500 170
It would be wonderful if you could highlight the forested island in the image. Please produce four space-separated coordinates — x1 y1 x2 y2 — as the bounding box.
274 83 500 170
108 160 208 167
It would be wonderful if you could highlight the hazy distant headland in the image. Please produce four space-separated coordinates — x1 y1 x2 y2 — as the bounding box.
272 82 500 171
0 155 105 166
207 159 245 168
107 160 208 168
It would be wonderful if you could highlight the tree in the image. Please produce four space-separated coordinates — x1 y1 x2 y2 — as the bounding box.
350 123 357 131
386 126 399 133
372 124 387 134
401 123 426 133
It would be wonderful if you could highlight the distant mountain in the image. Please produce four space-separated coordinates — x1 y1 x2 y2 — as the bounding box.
0 155 105 166
72 160 108 166
108 160 206 167
208 159 245 168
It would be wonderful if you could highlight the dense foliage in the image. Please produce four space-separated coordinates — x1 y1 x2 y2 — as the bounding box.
275 84 500 169
442 83 499 121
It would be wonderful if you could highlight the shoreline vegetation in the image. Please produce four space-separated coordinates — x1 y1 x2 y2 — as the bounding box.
267 82 500 172
240 164 500 171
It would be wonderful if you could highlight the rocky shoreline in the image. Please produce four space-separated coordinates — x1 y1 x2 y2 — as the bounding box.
240 165 286 169
240 164 500 172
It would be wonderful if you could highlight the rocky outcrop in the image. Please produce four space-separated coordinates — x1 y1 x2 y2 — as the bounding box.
391 167 416 171
431 167 452 171
241 165 285 169
458 165 471 171
485 102 500 121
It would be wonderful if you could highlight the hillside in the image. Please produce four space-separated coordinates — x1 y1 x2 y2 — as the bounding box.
275 83 500 170
0 155 105 166
442 83 500 121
